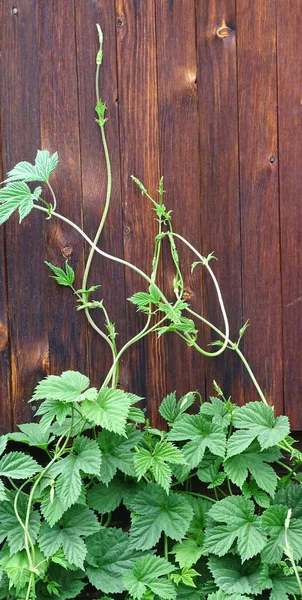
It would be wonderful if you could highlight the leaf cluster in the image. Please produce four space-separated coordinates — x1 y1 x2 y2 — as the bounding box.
0 377 301 600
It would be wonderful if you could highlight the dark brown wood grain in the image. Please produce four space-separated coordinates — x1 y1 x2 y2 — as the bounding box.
277 1 302 427
115 0 166 423
196 0 244 405
236 0 283 414
0 1 49 425
0 1 11 432
0 1 301 431
0 233 11 433
36 1 88 379
75 1 127 392
155 0 206 403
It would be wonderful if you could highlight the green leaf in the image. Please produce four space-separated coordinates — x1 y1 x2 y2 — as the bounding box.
85 528 144 594
128 292 153 313
45 260 75 287
224 441 280 496
159 392 195 425
0 437 7 458
0 181 37 225
38 505 99 569
261 504 302 563
273 484 302 518
207 555 266 595
36 564 85 600
242 480 271 509
231 402 290 450
55 437 102 510
31 370 90 403
0 492 40 554
0 547 40 595
82 387 132 435
200 397 231 430
123 555 176 600
8 422 53 449
4 160 37 183
197 454 225 489
4 150 58 183
87 479 123 514
204 496 267 561
35 398 76 432
168 414 226 468
208 593 253 600
269 570 301 600
0 481 7 502
170 539 203 568
186 496 209 546
18 186 40 221
134 442 186 493
128 406 146 423
97 426 142 484
35 150 59 180
0 451 40 479
40 490 66 527
129 483 193 550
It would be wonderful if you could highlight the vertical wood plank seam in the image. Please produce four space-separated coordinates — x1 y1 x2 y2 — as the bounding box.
0 79 13 429
194 0 212 403
113 0 131 390
153 1 168 403
274 0 285 415
234 0 245 402
73 0 90 382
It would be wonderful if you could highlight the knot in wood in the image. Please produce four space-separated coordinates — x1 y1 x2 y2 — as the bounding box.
216 21 233 39
62 246 73 258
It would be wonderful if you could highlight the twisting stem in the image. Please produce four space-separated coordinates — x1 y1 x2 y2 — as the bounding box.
33 204 269 404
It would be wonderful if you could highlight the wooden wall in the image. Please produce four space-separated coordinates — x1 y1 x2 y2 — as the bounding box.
0 0 301 431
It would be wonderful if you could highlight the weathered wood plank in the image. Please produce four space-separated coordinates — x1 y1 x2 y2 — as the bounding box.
36 1 88 378
0 234 11 433
155 0 205 402
236 0 283 413
75 1 127 391
196 1 244 404
0 1 49 426
277 1 302 427
116 0 166 423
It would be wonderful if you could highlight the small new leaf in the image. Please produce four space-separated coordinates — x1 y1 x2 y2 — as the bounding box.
131 175 148 195
4 150 59 183
45 260 75 287
123 555 176 600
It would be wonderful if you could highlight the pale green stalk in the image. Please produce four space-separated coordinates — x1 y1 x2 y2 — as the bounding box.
284 509 302 596
165 232 230 357
33 202 269 405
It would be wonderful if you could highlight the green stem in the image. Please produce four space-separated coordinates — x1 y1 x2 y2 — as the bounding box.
33 203 269 405
284 509 302 596
47 181 57 212
180 490 216 503
164 533 169 561
235 346 268 405
166 232 230 357
22 416 81 599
